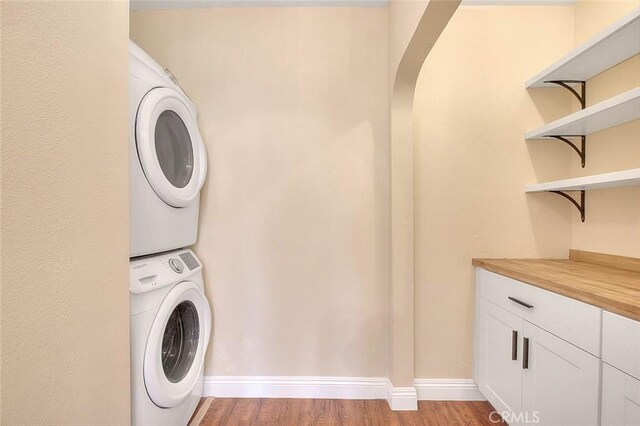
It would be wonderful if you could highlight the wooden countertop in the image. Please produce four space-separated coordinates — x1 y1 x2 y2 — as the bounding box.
472 250 640 322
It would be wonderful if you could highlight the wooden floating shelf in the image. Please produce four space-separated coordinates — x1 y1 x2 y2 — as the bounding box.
526 169 640 192
526 7 640 88
525 87 640 139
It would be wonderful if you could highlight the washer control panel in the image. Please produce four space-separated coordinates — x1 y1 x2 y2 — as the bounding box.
130 249 203 294
168 258 184 274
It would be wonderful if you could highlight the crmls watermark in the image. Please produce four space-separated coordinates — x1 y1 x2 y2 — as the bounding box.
490 410 540 424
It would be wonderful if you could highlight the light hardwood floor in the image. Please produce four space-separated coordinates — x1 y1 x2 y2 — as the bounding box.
192 398 504 425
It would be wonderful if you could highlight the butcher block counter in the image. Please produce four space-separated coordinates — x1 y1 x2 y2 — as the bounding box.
472 250 640 321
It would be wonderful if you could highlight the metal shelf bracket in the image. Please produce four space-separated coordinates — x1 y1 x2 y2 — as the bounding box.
550 190 586 222
547 135 587 168
544 80 586 109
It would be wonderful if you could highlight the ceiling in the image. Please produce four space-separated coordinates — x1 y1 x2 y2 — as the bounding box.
130 0 389 10
130 0 576 11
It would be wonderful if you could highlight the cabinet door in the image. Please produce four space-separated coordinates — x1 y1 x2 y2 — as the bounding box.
477 299 523 419
602 362 640 426
522 322 600 426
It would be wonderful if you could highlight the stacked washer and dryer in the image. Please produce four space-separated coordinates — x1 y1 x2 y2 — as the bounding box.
129 41 212 426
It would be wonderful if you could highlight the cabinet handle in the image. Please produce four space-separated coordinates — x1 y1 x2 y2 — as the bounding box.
512 330 518 360
523 337 530 369
508 296 534 309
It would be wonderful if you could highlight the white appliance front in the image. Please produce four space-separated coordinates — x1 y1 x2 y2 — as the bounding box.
130 249 211 426
136 87 206 208
144 282 211 408
129 41 207 258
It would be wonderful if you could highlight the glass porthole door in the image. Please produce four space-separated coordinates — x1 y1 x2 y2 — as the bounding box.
136 88 207 207
155 110 194 190
161 301 199 383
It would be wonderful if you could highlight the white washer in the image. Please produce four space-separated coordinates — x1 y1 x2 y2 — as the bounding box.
130 249 212 426
129 41 207 258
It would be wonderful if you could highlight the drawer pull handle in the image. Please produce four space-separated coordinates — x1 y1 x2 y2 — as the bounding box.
523 337 530 369
512 330 518 361
508 296 534 309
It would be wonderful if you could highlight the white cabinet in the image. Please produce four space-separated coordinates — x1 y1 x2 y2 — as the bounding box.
478 270 601 356
603 311 640 380
522 322 600 426
475 269 601 425
602 311 640 426
477 299 523 417
602 363 640 426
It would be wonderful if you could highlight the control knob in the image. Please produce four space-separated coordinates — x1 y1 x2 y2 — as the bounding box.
168 258 184 274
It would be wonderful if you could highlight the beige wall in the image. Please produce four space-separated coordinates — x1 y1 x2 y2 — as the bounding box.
570 0 640 257
413 1 639 379
387 0 459 388
1 3 3 416
130 7 390 377
1 1 632 421
127 1 638 392
387 0 431 387
1 1 130 424
388 0 429 91
130 0 638 386
413 5 576 378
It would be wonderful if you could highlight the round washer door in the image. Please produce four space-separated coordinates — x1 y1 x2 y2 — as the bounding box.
136 87 207 207
144 281 211 408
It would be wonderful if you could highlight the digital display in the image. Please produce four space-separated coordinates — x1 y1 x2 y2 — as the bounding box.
179 252 200 271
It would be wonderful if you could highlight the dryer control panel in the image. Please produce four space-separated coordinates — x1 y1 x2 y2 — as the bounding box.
130 248 202 295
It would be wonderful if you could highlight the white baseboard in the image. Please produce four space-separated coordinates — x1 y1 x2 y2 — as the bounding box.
203 376 389 400
202 376 484 410
413 379 486 401
386 385 418 411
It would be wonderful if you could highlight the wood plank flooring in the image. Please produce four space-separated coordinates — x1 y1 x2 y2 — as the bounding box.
195 398 504 425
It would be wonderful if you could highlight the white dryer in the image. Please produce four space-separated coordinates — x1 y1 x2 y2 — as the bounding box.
129 41 207 258
130 249 212 426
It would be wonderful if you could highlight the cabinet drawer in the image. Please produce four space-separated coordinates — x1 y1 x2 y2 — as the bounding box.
478 269 601 356
603 311 640 380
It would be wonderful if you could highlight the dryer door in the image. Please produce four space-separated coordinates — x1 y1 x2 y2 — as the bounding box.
136 87 207 207
144 281 212 408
